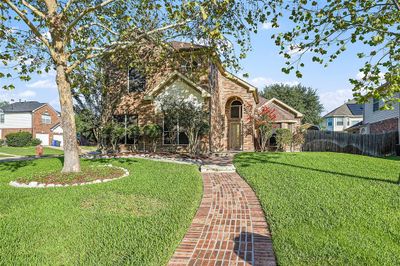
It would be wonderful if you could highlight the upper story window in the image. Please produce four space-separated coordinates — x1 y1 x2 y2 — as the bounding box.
41 112 51 124
230 101 242 119
373 98 380 112
128 68 146 93
0 110 4 124
336 117 344 126
180 60 200 75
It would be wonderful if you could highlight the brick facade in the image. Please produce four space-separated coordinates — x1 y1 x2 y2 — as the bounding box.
1 128 32 139
114 46 302 153
32 104 61 144
369 117 398 134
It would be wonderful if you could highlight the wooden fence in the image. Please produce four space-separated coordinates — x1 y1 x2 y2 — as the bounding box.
303 131 399 157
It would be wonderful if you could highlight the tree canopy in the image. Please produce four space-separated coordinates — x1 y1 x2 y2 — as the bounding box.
262 83 323 125
0 0 270 172
268 0 400 107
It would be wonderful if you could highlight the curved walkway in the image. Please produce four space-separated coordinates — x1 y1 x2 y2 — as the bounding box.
169 171 276 266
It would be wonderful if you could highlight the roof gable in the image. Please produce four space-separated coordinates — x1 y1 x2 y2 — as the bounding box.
260 97 304 118
324 102 363 117
147 71 211 98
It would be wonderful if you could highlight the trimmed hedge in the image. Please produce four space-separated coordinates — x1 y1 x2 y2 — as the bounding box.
5 132 41 147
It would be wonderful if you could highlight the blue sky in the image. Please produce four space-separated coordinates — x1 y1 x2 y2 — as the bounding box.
0 22 367 115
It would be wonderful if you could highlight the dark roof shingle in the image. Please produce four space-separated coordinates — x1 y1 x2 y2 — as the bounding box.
0 101 45 113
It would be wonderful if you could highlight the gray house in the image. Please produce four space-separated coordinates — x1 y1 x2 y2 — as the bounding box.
322 100 363 132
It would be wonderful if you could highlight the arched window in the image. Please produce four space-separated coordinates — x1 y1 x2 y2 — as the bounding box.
230 100 242 119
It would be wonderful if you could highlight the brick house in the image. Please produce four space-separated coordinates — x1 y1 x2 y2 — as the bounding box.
0 101 62 146
113 41 303 153
358 95 399 135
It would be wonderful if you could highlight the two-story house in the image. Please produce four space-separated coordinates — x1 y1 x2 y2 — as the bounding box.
358 95 399 134
0 101 63 146
112 41 303 152
322 100 363 132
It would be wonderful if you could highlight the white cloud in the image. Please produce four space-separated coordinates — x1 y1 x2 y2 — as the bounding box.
18 90 36 98
27 79 57 89
280 45 305 57
261 22 273 30
356 71 385 80
319 89 354 115
248 76 300 89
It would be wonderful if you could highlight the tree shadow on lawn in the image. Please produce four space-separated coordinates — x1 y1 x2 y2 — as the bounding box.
233 232 275 265
235 153 400 185
0 159 36 172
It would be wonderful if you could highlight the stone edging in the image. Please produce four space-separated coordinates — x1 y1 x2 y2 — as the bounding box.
9 164 129 188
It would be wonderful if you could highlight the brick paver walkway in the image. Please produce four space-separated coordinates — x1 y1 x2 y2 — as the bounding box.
169 172 276 266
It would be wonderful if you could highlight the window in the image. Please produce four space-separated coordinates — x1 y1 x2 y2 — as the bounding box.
113 114 138 144
180 59 200 75
163 117 189 145
230 100 242 119
327 118 333 127
336 117 344 126
128 68 146 93
373 98 380 112
0 110 4 124
41 113 51 124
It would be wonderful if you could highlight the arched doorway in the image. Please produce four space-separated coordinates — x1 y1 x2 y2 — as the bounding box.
227 98 243 150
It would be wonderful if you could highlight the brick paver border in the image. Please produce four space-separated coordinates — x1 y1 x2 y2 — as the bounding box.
169 172 276 266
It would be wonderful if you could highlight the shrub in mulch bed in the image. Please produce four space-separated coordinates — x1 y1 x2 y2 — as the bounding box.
16 165 125 185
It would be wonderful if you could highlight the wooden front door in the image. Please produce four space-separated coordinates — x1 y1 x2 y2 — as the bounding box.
229 122 242 150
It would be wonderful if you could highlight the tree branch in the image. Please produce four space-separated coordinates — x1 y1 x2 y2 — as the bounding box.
21 0 45 19
66 0 117 34
393 0 400 10
3 0 53 53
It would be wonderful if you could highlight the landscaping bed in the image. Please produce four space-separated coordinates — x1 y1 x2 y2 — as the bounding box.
13 165 126 186
0 157 202 265
234 152 400 265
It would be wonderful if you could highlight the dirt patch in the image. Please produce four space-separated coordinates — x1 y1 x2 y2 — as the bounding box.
16 165 125 185
81 192 165 217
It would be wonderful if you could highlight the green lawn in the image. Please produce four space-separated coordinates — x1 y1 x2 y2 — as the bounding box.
0 146 64 157
234 152 400 265
80 146 99 152
0 158 202 265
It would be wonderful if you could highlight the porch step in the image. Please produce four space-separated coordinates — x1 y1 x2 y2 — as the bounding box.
200 164 236 173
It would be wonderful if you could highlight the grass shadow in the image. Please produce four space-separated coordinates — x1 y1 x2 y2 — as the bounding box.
233 232 275 265
0 159 36 172
235 153 399 185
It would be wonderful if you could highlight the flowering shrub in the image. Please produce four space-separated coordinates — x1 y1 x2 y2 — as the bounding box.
249 105 277 151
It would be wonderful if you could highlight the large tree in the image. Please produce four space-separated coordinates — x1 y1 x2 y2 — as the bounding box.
268 0 399 106
262 83 323 125
0 0 269 172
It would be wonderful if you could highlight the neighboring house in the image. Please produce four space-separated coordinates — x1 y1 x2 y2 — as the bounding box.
113 41 303 152
358 95 399 134
0 101 63 146
322 100 363 132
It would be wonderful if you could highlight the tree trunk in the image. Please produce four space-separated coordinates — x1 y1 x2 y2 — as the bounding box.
56 64 81 173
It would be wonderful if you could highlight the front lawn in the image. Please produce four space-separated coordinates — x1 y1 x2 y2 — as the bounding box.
234 152 400 265
0 146 64 157
0 158 202 265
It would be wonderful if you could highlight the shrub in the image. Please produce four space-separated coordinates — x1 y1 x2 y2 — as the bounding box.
143 123 162 152
30 138 42 146
275 128 292 151
5 132 33 147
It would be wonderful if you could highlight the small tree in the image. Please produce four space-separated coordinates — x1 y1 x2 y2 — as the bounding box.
110 125 125 152
127 125 141 151
143 124 162 153
291 126 306 152
275 128 293 151
250 105 277 151
159 96 209 156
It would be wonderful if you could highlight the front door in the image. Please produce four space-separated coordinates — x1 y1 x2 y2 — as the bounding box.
229 122 242 150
